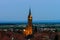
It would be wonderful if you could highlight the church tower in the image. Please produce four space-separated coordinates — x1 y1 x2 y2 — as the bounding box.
23 8 33 36
28 8 32 27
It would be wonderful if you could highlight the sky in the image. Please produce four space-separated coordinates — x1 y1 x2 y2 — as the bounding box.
0 0 60 23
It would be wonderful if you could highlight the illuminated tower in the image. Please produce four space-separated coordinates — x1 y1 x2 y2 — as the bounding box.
23 8 33 36
28 8 32 27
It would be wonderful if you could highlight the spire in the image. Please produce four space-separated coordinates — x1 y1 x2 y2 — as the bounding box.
29 8 31 16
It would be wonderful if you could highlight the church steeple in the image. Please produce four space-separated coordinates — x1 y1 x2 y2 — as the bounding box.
28 8 32 18
29 8 31 16
28 8 32 26
23 8 33 36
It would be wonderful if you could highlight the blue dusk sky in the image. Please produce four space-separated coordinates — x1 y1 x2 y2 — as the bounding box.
0 0 60 23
